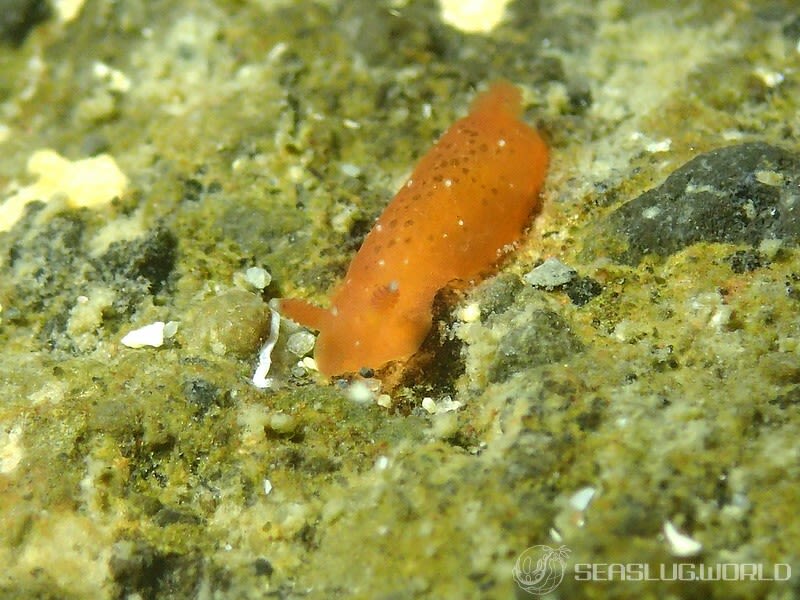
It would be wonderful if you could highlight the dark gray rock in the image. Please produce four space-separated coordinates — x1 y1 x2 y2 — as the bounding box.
0 0 49 46
488 309 583 384
609 142 800 263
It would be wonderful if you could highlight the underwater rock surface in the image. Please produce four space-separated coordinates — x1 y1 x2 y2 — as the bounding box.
610 142 800 263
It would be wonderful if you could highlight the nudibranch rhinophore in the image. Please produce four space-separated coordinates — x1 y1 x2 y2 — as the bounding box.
280 82 549 377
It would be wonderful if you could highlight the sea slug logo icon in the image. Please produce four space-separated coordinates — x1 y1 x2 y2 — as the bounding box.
513 545 571 595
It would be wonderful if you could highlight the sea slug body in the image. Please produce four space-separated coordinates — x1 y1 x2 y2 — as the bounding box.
280 82 549 377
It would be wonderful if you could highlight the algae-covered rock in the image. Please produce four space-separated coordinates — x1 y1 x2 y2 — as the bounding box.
488 308 584 383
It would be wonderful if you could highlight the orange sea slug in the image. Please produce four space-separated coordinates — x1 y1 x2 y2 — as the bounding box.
280 82 549 377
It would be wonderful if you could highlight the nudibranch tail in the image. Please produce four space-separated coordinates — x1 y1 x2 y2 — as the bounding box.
278 298 331 332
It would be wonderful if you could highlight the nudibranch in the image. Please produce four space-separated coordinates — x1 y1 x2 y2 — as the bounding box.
280 82 549 377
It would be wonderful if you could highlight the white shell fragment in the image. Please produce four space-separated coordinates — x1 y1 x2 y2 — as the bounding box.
663 521 703 557
568 486 597 512
421 396 463 414
121 321 166 348
252 308 281 389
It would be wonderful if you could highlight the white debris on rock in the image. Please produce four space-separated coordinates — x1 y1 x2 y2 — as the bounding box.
753 66 784 88
245 266 271 290
523 258 577 290
569 486 597 512
286 331 316 357
421 397 437 414
645 138 671 153
233 266 272 291
347 380 374 404
457 302 481 323
686 291 731 332
421 396 463 414
439 0 511 33
663 521 703 557
93 61 132 93
163 321 179 338
759 238 783 260
340 163 361 178
252 308 281 389
121 321 166 348
755 169 784 187
1 149 128 232
53 0 86 22
0 424 24 474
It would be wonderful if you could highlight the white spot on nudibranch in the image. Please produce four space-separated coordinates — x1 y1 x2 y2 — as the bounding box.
378 259 385 267
498 138 506 147
444 179 453 187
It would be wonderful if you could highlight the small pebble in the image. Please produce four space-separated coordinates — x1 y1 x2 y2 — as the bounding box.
524 258 577 290
184 290 270 358
286 331 316 357
245 266 271 290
